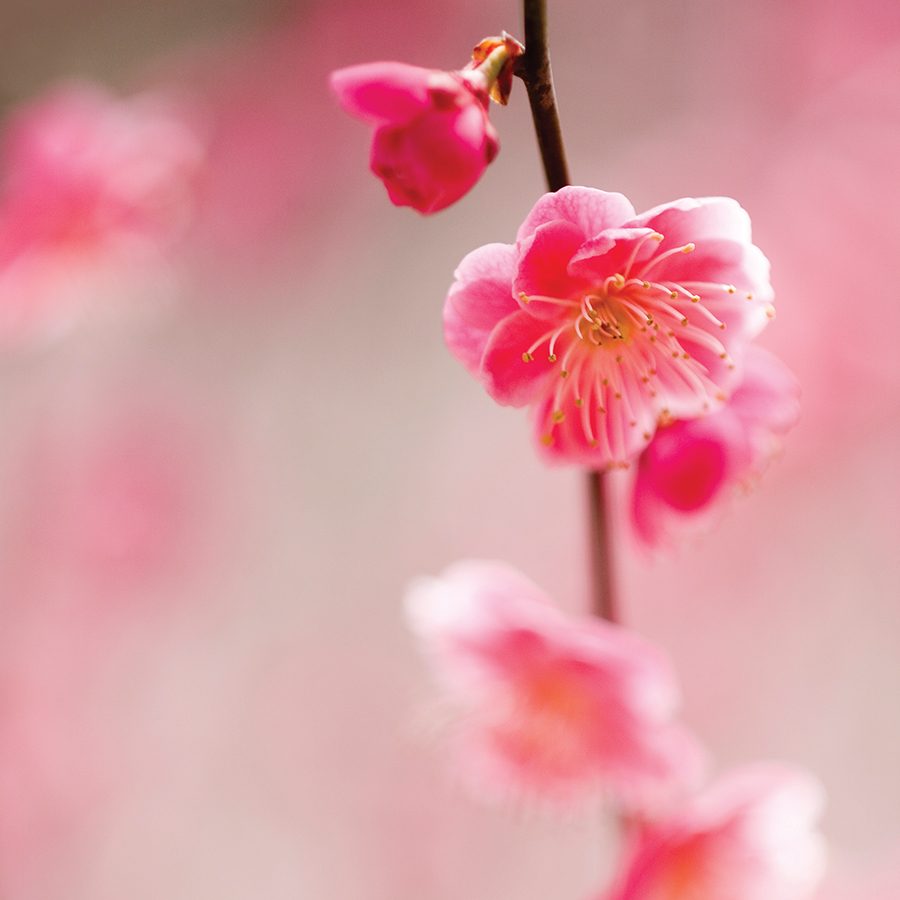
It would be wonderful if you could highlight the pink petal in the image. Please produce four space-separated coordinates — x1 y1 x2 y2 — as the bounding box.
512 220 587 313
568 227 662 282
329 62 432 124
480 310 559 406
729 346 800 434
443 242 517 374
516 186 635 243
628 196 752 247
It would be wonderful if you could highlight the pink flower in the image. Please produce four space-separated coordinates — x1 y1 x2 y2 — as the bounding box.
444 187 774 468
630 346 800 546
330 62 499 214
0 82 204 344
405 560 705 807
604 764 826 900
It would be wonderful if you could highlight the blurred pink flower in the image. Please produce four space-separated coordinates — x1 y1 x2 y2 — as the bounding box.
0 82 204 344
405 560 705 807
8 405 207 597
330 62 499 214
603 764 826 900
630 346 800 547
444 187 774 468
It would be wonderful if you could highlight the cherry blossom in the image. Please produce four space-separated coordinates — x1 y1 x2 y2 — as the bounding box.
445 187 774 468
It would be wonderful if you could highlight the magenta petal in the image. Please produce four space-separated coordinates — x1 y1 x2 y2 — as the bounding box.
516 186 635 243
444 243 518 375
329 62 431 124
480 310 558 406
568 227 662 282
513 220 587 312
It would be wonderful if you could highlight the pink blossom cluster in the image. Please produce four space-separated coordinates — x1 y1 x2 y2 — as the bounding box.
407 562 826 900
330 44 799 544
333 28 820 900
445 186 798 544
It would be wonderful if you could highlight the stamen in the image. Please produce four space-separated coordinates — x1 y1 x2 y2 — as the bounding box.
621 231 664 278
518 292 580 309
637 242 696 279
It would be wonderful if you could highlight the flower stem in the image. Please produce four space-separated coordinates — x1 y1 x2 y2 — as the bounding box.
516 0 618 624
516 0 570 192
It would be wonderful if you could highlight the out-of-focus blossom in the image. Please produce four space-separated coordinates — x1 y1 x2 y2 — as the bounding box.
0 82 204 345
603 764 826 900
405 560 705 807
7 406 206 596
444 187 774 468
330 59 503 214
629 346 800 547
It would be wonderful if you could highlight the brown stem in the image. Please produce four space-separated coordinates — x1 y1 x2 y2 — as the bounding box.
516 0 618 623
516 0 570 192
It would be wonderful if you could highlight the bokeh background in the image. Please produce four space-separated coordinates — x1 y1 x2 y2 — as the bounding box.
1 0 898 897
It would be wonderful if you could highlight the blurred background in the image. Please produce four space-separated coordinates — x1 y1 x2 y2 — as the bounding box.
0 0 898 897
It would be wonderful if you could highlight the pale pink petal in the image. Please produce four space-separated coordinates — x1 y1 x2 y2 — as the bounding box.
628 196 753 247
606 764 826 900
516 186 635 243
729 345 801 434
443 242 517 374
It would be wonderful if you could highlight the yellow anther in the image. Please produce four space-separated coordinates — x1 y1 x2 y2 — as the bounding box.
552 409 565 423
682 243 695 253
522 352 534 363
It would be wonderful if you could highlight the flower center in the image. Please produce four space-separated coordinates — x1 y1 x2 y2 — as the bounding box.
579 293 628 346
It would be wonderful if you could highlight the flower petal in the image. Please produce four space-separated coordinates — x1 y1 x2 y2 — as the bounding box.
513 220 587 315
628 196 752 246
516 186 635 243
329 62 432 124
480 309 559 405
568 227 662 283
444 242 517 374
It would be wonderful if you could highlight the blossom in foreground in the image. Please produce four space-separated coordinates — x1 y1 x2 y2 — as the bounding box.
0 82 204 344
405 560 705 806
330 49 513 214
630 346 800 546
603 764 826 900
444 187 774 468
